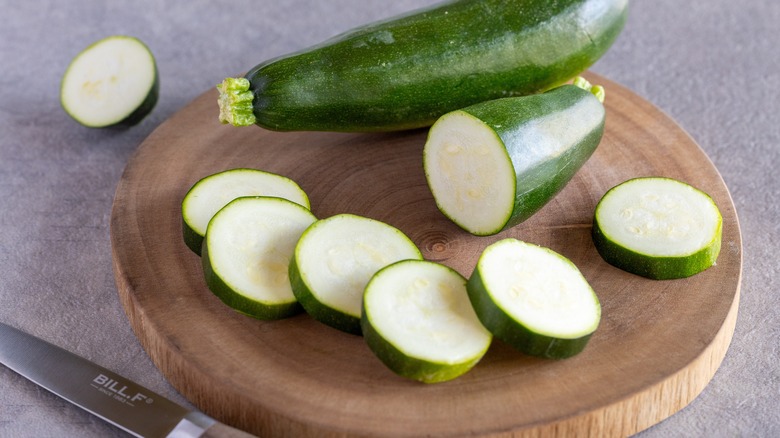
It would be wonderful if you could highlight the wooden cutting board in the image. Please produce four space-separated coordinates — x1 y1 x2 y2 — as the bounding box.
110 73 742 437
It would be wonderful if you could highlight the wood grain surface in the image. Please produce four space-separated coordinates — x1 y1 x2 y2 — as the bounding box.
109 73 742 437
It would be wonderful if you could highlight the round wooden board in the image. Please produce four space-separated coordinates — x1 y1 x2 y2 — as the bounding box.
110 73 742 437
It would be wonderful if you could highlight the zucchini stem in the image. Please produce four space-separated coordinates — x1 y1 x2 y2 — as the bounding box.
573 76 605 103
217 77 256 126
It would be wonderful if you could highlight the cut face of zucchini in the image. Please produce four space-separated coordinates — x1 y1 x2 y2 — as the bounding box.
289 214 422 335
593 177 722 279
467 239 600 359
202 197 316 319
60 35 158 128
362 260 492 383
182 168 310 256
424 111 517 235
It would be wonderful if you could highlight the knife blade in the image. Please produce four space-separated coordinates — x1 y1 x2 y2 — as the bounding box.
0 321 255 437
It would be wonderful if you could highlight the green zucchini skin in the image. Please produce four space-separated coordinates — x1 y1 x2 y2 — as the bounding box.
592 223 723 280
361 260 491 383
202 240 303 320
238 0 628 132
61 35 159 128
466 266 593 359
360 310 485 383
116 72 159 127
591 178 724 280
463 84 605 231
288 253 362 334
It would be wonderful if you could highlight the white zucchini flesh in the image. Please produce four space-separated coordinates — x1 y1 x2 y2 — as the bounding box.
60 35 157 127
291 214 422 334
474 239 600 340
182 168 310 255
363 260 492 383
593 177 722 279
203 197 316 318
595 177 721 257
423 111 516 235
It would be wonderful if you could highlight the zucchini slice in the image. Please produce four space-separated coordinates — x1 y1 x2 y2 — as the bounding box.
467 239 600 359
592 177 723 280
362 260 492 383
182 168 310 256
60 35 158 128
423 78 606 235
289 214 423 335
202 197 316 319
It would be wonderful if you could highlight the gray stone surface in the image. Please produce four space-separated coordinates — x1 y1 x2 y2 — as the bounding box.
0 1 777 436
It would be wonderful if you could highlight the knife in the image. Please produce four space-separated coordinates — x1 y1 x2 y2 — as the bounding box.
0 321 256 437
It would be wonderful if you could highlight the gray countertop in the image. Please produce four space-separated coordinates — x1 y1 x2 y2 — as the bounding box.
1 1 777 436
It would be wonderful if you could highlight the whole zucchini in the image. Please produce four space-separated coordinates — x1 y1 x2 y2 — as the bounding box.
218 0 628 132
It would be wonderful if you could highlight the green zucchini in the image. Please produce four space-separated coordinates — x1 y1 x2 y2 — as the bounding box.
362 260 492 383
60 35 158 128
423 77 606 236
592 177 723 280
289 214 423 335
182 168 310 256
467 238 600 359
202 196 317 319
217 0 628 132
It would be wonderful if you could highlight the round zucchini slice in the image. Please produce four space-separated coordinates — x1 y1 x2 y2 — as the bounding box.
182 168 310 256
592 177 722 279
60 35 158 127
202 196 316 320
289 214 422 335
362 260 492 383
467 238 600 359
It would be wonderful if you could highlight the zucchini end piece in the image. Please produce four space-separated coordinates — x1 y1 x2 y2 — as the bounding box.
217 77 257 126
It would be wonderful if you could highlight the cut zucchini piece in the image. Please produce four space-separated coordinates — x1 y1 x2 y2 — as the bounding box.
362 260 492 383
592 177 722 280
60 35 158 127
202 197 316 319
182 168 310 256
289 214 422 335
467 239 600 359
423 79 605 236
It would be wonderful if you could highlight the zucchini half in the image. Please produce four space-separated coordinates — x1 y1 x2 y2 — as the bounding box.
424 77 606 235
